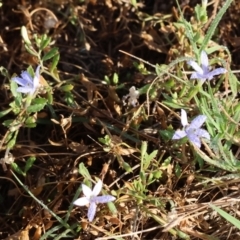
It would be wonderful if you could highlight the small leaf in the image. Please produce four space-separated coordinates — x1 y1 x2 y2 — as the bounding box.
7 137 17 149
26 98 47 113
228 72 238 97
144 150 158 170
42 47 58 61
9 100 22 115
25 116 36 125
175 163 181 177
10 80 20 98
0 108 12 118
24 123 37 128
24 157 36 173
21 26 31 45
112 73 118 85
11 162 25 176
141 141 147 161
0 66 9 78
60 84 74 92
78 162 91 179
3 119 14 127
153 170 162 179
107 201 117 215
50 53 60 72
40 34 52 50
24 44 38 57
122 161 132 172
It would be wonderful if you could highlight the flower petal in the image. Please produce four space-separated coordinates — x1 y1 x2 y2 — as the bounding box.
187 60 203 75
207 68 227 80
187 133 201 148
82 183 92 198
33 65 41 89
188 115 207 129
190 72 207 82
172 130 187 140
20 71 33 84
88 202 97 222
92 180 102 197
93 195 116 204
16 86 33 94
73 197 90 206
12 77 29 86
181 109 188 127
200 51 209 73
195 128 210 140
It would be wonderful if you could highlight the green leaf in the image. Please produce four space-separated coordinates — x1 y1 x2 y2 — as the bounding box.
25 116 36 125
107 201 117 215
112 72 118 85
0 66 9 78
210 204 240 230
59 84 74 92
11 162 25 176
26 98 47 113
40 34 52 50
159 129 173 141
24 44 38 57
50 53 60 72
140 141 147 161
175 163 181 177
200 0 234 53
162 100 184 109
7 139 16 149
228 72 238 97
10 80 20 98
0 108 12 118
27 65 35 77
24 157 36 173
153 170 162 179
9 100 22 114
5 132 14 143
122 161 132 172
78 162 91 179
24 123 37 128
7 135 17 149
21 26 31 45
144 150 158 170
104 75 110 85
47 90 53 105
3 119 14 127
98 135 111 145
42 47 58 61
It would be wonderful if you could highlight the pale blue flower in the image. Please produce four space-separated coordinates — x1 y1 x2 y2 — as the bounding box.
73 180 116 222
12 65 40 95
187 51 227 82
172 109 210 148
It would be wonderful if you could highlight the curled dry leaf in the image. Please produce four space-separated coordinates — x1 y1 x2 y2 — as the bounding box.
4 229 29 240
80 73 97 101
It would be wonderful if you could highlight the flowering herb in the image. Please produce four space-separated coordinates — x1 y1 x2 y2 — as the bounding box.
12 65 40 96
172 109 210 148
187 51 227 82
73 180 116 222
123 86 140 107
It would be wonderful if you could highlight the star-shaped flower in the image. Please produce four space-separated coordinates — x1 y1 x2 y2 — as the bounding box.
172 109 210 148
73 180 116 222
123 86 140 107
187 51 227 82
12 65 41 95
